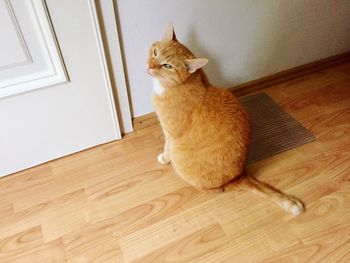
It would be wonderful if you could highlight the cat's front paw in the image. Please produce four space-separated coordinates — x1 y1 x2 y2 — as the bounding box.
157 153 170 165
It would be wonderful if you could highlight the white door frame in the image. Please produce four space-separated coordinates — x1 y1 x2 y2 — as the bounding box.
97 0 133 134
88 0 122 139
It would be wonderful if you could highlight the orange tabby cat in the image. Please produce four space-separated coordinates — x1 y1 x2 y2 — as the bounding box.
147 23 304 215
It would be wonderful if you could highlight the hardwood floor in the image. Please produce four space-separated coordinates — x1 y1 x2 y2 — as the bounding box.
1 61 350 262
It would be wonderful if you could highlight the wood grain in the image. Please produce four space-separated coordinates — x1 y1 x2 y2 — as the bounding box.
1 61 350 262
0 226 42 256
133 224 227 263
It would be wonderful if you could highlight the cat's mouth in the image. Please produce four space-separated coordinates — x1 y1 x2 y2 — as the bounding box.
147 68 154 76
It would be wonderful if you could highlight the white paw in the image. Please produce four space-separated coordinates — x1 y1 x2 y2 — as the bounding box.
282 198 305 216
157 153 170 165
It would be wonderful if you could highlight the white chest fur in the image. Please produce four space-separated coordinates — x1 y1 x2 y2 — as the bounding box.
153 78 165 96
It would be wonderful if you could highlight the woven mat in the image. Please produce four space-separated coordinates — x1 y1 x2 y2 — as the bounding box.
239 93 315 165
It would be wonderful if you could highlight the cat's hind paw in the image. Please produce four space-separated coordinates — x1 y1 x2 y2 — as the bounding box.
157 153 170 165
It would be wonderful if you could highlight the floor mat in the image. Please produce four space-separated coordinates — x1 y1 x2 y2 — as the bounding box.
239 93 315 165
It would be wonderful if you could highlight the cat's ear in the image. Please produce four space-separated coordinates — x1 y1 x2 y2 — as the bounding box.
185 58 209 73
164 22 177 41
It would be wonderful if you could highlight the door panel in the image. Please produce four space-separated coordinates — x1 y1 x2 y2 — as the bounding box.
0 0 121 177
0 0 68 97
0 0 28 68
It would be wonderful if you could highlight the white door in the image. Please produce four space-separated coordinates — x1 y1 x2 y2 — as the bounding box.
0 0 122 177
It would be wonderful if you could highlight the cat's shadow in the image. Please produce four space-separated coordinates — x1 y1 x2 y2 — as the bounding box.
184 29 226 87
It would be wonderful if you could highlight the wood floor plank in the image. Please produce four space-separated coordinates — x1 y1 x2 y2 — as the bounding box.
133 224 227 263
0 190 88 241
105 187 210 239
0 238 64 263
260 226 350 263
0 226 43 259
118 194 231 262
8 172 89 213
86 167 189 224
192 222 301 263
0 202 13 218
291 188 350 239
40 190 89 242
0 165 53 197
63 223 123 263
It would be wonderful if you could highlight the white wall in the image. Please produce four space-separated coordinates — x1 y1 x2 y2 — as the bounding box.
116 0 350 117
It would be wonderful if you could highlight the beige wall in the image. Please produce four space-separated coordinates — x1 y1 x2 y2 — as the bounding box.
117 0 350 117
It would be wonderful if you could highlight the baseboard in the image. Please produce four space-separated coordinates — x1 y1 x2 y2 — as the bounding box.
230 51 350 97
133 51 350 131
132 111 158 131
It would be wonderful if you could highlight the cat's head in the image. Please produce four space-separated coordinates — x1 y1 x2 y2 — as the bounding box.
146 23 208 85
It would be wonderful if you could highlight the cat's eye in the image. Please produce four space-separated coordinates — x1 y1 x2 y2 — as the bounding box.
153 49 157 57
163 63 172 69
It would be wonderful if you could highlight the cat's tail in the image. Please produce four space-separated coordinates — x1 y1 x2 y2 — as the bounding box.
223 174 305 216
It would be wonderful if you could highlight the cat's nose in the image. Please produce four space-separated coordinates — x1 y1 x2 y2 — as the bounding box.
147 62 155 69
146 62 155 76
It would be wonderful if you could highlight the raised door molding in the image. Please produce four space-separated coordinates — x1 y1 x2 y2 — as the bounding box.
0 0 68 98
